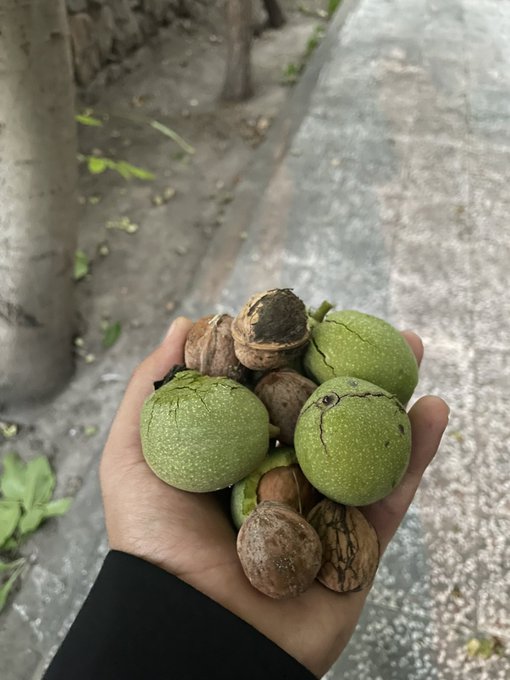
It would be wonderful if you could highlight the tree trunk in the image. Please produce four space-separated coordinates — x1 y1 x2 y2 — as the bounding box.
0 0 78 405
262 0 286 28
221 0 253 102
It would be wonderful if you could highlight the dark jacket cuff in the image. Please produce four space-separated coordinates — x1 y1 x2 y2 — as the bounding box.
44 550 316 680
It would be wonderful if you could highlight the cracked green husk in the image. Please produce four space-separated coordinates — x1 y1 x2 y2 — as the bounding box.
304 309 418 404
295 376 411 505
230 447 296 528
140 370 270 492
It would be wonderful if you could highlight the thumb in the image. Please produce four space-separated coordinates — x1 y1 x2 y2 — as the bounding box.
104 316 193 461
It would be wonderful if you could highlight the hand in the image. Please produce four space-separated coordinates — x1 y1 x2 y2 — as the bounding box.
100 317 449 678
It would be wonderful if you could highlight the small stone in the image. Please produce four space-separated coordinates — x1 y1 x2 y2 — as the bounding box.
165 301 176 312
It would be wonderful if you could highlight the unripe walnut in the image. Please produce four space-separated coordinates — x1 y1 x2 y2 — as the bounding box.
237 501 322 599
255 368 317 444
307 499 380 593
232 289 310 370
184 314 247 383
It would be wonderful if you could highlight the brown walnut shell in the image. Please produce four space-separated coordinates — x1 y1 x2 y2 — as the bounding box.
184 314 247 383
237 500 322 599
257 464 321 517
232 289 310 370
255 368 317 445
307 499 380 593
233 342 305 371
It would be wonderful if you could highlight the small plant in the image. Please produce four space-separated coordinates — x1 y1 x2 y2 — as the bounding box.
282 62 302 85
305 25 325 59
328 0 342 17
282 24 326 86
0 453 72 613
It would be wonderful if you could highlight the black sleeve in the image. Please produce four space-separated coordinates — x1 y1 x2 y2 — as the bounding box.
44 550 317 680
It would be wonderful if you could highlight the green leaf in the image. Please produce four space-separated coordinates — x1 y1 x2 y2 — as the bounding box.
1 452 26 501
0 421 18 439
75 113 103 127
83 425 98 438
150 120 195 155
111 160 155 181
87 157 108 174
2 537 20 551
328 0 342 16
41 497 72 518
0 501 21 547
22 457 55 511
74 250 89 281
19 507 45 536
466 636 505 659
0 558 25 574
0 562 24 613
106 217 138 233
113 161 133 180
102 321 122 349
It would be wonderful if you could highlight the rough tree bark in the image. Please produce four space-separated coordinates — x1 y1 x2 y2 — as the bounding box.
0 0 78 405
221 0 253 101
262 0 286 28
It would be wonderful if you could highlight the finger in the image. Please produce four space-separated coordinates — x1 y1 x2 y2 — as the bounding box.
104 316 193 462
401 330 424 367
360 395 449 553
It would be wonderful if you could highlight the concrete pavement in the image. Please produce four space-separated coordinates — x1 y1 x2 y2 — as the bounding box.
2 0 509 678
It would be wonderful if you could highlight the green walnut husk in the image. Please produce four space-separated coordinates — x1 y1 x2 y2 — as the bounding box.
140 369 270 492
294 376 411 506
231 447 296 528
304 309 418 405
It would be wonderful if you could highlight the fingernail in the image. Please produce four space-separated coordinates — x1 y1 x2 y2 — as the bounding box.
164 316 186 339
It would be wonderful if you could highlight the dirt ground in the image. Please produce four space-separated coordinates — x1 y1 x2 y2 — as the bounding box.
74 1 329 362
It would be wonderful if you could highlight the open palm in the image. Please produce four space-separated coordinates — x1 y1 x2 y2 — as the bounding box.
100 317 449 678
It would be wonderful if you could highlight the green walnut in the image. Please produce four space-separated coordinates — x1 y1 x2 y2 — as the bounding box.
304 309 418 405
231 447 319 529
140 369 269 492
294 376 411 506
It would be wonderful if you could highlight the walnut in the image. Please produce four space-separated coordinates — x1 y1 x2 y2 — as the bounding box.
237 501 322 599
255 368 317 444
257 464 321 517
307 499 380 593
184 314 247 382
232 289 310 370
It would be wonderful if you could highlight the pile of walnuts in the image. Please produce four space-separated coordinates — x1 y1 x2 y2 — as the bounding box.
182 289 381 600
